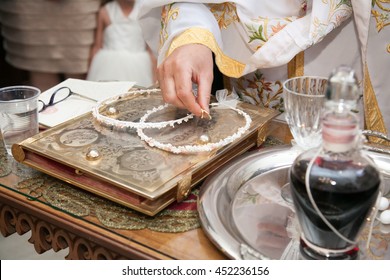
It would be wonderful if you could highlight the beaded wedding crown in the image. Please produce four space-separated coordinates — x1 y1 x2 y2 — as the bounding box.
92 88 252 154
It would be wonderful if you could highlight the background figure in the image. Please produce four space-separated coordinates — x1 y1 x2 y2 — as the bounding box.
87 0 156 87
0 0 101 91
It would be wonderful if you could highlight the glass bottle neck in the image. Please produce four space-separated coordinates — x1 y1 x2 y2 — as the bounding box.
321 111 359 153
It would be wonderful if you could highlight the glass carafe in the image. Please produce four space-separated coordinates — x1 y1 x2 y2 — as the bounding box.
289 66 381 260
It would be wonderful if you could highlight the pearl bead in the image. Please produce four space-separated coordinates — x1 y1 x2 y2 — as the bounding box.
379 210 390 224
106 106 118 116
378 197 389 211
199 134 210 143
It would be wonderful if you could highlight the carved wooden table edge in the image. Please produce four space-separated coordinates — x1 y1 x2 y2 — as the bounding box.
0 186 172 260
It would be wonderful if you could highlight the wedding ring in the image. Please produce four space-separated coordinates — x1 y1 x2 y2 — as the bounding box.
200 109 212 120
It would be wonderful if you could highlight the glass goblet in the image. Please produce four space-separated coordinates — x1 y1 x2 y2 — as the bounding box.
281 76 327 203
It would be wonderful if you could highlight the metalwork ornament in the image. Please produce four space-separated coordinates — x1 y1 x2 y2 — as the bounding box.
86 148 101 161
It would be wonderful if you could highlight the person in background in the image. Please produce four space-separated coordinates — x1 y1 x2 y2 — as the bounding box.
137 1 390 140
87 0 156 87
0 0 101 91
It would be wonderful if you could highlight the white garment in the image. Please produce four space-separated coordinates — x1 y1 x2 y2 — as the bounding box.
138 1 353 73
87 1 153 87
138 1 390 134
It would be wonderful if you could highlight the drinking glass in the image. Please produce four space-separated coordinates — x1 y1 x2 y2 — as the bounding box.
281 76 327 202
0 86 40 155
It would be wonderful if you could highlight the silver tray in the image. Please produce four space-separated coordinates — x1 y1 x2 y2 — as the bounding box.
198 145 390 260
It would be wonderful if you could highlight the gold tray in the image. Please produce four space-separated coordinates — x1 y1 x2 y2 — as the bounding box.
12 90 278 215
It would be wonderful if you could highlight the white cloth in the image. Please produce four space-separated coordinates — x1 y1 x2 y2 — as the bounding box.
87 1 153 87
138 0 390 133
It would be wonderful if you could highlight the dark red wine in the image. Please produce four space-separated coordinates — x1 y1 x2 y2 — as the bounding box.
290 157 380 253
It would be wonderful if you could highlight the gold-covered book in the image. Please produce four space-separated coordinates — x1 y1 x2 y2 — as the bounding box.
12 89 278 215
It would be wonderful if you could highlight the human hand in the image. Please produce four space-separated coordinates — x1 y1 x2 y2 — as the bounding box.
157 44 214 117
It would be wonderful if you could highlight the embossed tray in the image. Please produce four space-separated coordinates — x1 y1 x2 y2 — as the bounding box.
198 145 390 260
12 90 277 216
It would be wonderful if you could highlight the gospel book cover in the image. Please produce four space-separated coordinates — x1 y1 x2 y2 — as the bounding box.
13 89 278 215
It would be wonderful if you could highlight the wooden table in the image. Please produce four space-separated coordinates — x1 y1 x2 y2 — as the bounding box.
0 159 231 260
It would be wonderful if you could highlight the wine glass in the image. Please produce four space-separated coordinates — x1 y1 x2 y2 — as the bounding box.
281 76 327 203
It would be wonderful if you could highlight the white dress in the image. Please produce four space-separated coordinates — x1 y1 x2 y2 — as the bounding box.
87 1 153 87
